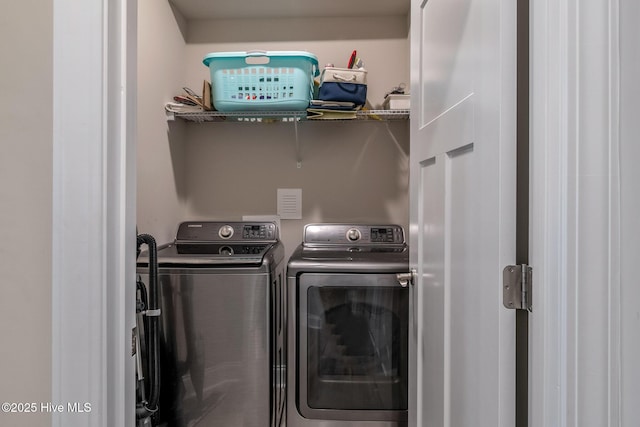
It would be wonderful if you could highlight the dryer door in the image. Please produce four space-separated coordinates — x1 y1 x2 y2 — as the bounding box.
297 273 409 421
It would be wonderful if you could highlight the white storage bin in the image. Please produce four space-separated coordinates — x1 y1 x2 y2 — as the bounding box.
382 94 410 110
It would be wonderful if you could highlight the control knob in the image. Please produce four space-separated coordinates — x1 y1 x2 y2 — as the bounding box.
346 228 361 242
219 246 234 256
219 225 234 239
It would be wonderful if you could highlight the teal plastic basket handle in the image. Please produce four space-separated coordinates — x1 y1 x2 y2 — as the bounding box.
244 50 270 65
246 50 268 56
245 50 270 65
246 50 319 76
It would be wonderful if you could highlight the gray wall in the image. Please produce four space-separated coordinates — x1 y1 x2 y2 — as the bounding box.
137 3 411 255
181 120 409 259
0 0 52 425
137 0 189 243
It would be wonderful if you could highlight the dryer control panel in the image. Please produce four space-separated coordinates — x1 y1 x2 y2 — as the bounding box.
303 224 405 246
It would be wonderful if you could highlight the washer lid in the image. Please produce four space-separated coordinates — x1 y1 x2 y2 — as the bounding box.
147 242 274 266
175 242 270 255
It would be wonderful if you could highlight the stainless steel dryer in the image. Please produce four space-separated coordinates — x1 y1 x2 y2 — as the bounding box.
137 221 286 427
287 224 410 427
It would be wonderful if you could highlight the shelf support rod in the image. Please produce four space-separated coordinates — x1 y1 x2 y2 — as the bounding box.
294 117 302 168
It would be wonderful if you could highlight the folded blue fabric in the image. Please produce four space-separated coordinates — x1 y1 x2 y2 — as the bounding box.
318 82 367 107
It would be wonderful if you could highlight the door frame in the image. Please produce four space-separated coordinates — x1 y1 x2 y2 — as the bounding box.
50 0 624 425
529 0 622 425
51 0 136 425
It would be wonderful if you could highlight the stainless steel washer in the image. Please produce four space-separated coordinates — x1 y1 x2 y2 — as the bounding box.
137 221 286 427
287 224 409 427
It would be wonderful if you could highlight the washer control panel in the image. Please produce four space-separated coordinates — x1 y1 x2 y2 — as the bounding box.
304 224 405 245
369 226 402 243
176 221 278 242
242 224 274 239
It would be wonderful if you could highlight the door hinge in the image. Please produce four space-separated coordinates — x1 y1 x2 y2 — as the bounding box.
503 264 532 311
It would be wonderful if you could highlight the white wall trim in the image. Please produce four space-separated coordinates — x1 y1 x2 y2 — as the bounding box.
52 0 107 424
529 0 622 425
606 1 622 424
529 0 570 425
52 0 136 425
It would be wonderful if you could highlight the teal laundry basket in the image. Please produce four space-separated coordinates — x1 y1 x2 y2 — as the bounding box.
203 50 319 112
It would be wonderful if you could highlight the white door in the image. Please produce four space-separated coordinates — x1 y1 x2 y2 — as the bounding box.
409 0 517 425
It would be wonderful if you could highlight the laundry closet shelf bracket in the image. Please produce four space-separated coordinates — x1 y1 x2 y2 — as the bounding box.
294 118 302 168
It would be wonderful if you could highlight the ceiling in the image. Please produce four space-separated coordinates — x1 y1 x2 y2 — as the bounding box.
169 0 410 20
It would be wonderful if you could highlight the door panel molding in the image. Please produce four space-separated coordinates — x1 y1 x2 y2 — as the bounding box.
414 96 475 160
416 156 446 427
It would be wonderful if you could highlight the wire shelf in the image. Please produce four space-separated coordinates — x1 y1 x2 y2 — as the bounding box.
166 109 410 123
